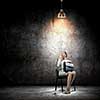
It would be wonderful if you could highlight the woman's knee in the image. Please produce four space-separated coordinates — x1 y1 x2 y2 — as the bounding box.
72 71 76 76
67 72 73 76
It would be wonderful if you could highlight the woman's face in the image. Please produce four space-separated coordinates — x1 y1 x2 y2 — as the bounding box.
62 52 67 58
60 53 64 60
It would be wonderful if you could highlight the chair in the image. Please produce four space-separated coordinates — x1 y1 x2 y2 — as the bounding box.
55 61 76 92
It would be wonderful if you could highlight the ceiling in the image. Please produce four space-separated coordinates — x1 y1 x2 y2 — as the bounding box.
0 0 99 33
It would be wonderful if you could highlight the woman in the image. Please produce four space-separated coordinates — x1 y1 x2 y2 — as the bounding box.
57 51 76 94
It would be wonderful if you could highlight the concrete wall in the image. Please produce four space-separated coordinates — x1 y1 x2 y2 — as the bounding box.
0 10 100 86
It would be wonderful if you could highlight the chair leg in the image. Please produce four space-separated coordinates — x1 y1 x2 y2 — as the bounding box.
61 79 63 92
55 77 58 91
74 85 76 91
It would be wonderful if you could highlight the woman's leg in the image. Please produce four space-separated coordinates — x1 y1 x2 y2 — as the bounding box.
66 72 72 93
71 71 76 85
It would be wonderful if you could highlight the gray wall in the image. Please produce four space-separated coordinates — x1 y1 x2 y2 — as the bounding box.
0 10 100 85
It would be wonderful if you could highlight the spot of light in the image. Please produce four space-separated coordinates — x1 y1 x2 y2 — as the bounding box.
40 17 81 60
52 18 75 36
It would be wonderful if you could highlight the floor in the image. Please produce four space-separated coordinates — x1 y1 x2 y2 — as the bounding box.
0 86 100 100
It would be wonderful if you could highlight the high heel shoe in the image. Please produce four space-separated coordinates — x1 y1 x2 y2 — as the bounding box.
64 90 70 94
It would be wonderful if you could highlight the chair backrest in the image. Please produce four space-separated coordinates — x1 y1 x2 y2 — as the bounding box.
56 58 64 77
56 58 62 70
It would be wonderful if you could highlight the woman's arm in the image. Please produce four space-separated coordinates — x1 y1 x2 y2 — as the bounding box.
57 58 61 67
61 60 65 71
